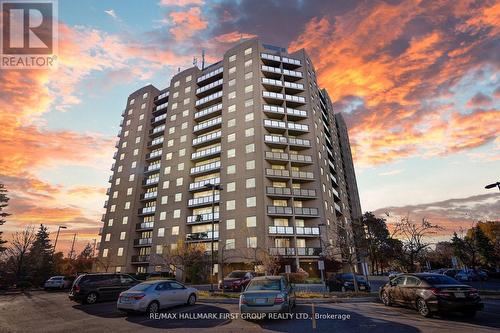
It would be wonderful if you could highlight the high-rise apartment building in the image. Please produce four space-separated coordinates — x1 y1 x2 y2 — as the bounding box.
97 39 362 278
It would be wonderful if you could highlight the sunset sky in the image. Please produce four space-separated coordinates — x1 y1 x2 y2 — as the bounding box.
1 0 499 253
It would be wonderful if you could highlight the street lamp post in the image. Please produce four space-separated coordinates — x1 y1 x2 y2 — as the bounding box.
318 223 326 295
53 226 67 251
204 183 223 293
485 181 500 191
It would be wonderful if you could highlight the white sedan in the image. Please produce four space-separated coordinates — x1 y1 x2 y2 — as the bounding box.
117 279 198 314
44 276 73 290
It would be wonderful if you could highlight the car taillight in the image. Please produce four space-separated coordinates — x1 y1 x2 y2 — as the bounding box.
74 285 80 293
274 294 285 304
430 288 450 297
240 296 247 304
132 294 145 300
468 289 479 297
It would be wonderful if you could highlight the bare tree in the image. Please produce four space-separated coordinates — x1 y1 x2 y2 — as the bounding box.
161 240 209 283
94 255 115 273
6 225 36 282
392 213 441 272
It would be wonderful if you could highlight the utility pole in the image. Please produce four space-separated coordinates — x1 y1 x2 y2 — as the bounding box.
68 233 77 259
92 238 97 258
53 225 67 251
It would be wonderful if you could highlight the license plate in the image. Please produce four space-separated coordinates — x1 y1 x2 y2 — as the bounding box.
360 286 365 290
455 292 465 298
255 298 267 304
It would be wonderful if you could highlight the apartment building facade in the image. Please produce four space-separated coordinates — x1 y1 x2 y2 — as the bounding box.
97 39 362 278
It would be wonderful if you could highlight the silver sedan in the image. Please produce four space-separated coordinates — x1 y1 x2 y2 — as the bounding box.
117 279 198 314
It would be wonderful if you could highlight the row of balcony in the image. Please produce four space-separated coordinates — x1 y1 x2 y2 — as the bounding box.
263 119 309 133
262 78 304 91
187 193 220 207
267 206 319 217
264 168 315 180
189 177 221 191
197 66 223 84
196 78 223 96
193 116 222 134
186 230 218 241
264 135 311 149
186 211 219 224
195 90 223 108
261 65 303 79
268 225 320 236
269 247 321 257
194 103 222 121
192 130 222 147
154 102 168 112
191 145 221 161
263 105 307 119
262 91 306 105
190 160 221 176
261 53 302 67
265 186 316 198
264 151 313 164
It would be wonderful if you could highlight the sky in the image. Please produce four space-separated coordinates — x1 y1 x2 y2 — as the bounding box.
0 0 499 254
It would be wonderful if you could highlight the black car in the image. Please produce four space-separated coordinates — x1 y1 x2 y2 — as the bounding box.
380 273 484 317
69 273 139 304
328 273 371 292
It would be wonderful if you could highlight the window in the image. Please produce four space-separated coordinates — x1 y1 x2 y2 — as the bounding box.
158 228 165 237
170 114 177 121
179 148 186 156
129 174 134 181
120 232 126 240
173 209 181 218
228 118 236 127
183 97 190 105
181 122 188 130
102 248 108 257
156 245 163 255
137 125 143 131
180 135 187 143
246 128 255 138
185 86 191 93
115 178 120 185
172 102 178 110
247 237 257 248
124 130 129 137
167 139 174 147
163 180 170 189
166 153 172 160
118 165 123 172
178 163 184 171
113 191 118 198
129 98 135 105
244 47 252 55
229 66 236 74
226 239 235 250
171 243 177 250
173 91 179 98
135 136 141 143
244 72 253 80
174 80 180 87
176 177 183 186
117 248 123 256
227 165 236 174
244 59 252 68
228 133 235 142
226 200 235 210
161 196 168 204
228 104 236 113
227 182 236 192
119 153 125 161
121 142 127 148
226 219 235 229
245 113 254 122
246 160 255 170
110 204 116 212
228 78 236 87
245 143 254 153
143 92 148 99
108 219 113 226
186 75 192 82
105 233 111 241
169 127 175 134
246 178 255 188
246 196 256 207
183 109 189 117
126 119 131 126
172 226 179 235
244 99 253 107
175 193 182 202
244 84 253 93
246 216 256 227
141 103 146 110
229 54 236 62
131 161 136 169
160 211 167 220
122 216 128 224
227 149 236 158
133 148 139 156
228 91 236 99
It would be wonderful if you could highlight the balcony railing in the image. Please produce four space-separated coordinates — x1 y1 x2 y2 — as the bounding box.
284 81 304 90
335 203 342 214
285 94 306 104
196 78 223 95
269 247 321 256
294 207 319 216
136 222 154 230
145 163 161 173
262 77 283 87
189 177 221 191
286 108 307 118
186 231 219 241
287 122 309 132
154 102 168 112
187 194 220 207
263 119 287 130
265 151 289 161
292 171 314 180
268 226 294 235
281 56 301 66
148 136 164 147
144 177 159 186
133 238 152 246
139 206 156 215
191 146 221 160
261 65 282 74
295 227 320 235
264 134 287 145
261 53 281 62
288 137 311 148
263 91 284 100
141 191 157 200
197 66 223 84
151 113 167 124
131 255 150 263
193 117 222 134
289 154 313 164
192 131 222 146
150 124 165 135
146 149 162 160
265 186 291 196
195 91 223 108
282 69 303 78
155 91 169 101
263 104 286 117
265 169 290 178
190 161 221 175
194 103 223 120
187 212 219 224
267 206 293 215
292 188 317 197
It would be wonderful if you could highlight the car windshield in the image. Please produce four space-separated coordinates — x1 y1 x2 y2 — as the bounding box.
421 275 459 285
128 283 154 291
341 273 366 281
228 272 247 278
246 279 281 291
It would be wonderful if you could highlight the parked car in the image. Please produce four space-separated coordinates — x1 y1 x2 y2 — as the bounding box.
455 269 479 282
327 273 371 292
117 279 197 314
44 276 73 290
380 273 483 317
69 273 139 304
239 276 296 316
388 271 403 279
476 269 489 281
219 270 255 291
442 269 459 278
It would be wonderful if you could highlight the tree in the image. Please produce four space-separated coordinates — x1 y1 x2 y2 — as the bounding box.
161 240 209 283
28 224 54 286
6 226 36 284
361 212 391 274
453 225 499 269
0 184 10 253
391 214 441 272
79 243 93 259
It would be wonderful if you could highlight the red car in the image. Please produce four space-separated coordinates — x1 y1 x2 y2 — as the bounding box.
219 271 255 291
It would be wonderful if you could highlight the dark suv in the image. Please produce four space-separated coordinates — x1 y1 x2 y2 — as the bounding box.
69 273 138 304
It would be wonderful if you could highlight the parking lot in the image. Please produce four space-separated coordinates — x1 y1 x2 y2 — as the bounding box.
0 290 499 332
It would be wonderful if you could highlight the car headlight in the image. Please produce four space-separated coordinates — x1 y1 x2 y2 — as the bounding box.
219 280 222 284
344 281 353 286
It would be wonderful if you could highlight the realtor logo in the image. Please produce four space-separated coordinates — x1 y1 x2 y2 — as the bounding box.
1 0 57 68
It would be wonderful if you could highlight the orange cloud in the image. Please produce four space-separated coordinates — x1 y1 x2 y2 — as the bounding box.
159 0 204 6
214 31 258 43
289 0 500 166
169 7 208 41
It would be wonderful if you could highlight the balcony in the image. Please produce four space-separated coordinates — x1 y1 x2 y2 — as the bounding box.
262 78 283 92
292 188 317 198
261 65 282 79
133 238 153 247
287 122 309 134
291 171 315 181
268 226 294 235
136 222 154 231
260 53 281 65
264 151 289 163
145 163 161 173
131 255 150 263
267 206 293 216
295 226 320 236
294 207 319 217
143 176 159 186
195 91 223 108
140 191 157 200
269 247 321 256
187 194 220 207
186 231 219 241
264 134 287 148
335 203 342 215
332 188 341 201
194 103 223 121
106 188 110 195
284 81 304 93
148 136 164 148
196 78 223 96
192 131 222 147
151 113 167 125
189 177 221 191
187 212 219 224
197 66 223 85
263 119 287 134
289 153 313 165
266 186 292 197
262 91 284 104
281 56 301 68
138 206 156 216
282 69 303 81
262 104 285 119
286 107 307 120
154 102 168 113
146 149 162 161
193 116 222 134
285 94 306 106
155 90 169 102
265 168 290 179
101 214 106 222
190 161 221 176
150 124 165 137
191 146 221 161
288 137 311 149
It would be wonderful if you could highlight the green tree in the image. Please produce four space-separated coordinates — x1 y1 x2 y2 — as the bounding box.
28 224 54 286
79 243 93 259
0 184 10 253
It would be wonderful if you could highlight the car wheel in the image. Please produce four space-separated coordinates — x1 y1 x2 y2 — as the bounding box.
187 293 196 306
147 301 160 314
462 310 476 318
381 291 392 306
416 298 431 317
84 292 98 304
